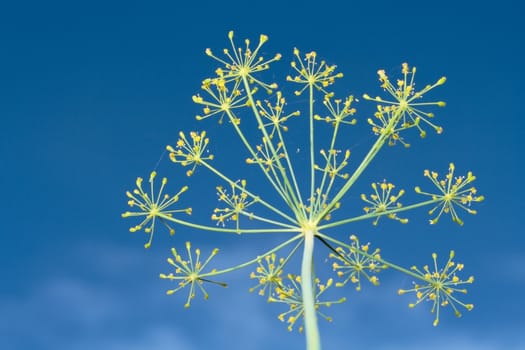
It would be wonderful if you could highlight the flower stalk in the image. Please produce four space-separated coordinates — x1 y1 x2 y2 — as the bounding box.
302 227 321 350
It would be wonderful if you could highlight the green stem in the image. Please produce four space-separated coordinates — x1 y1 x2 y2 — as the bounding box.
309 84 315 217
317 198 440 230
316 232 437 283
275 124 307 218
317 119 341 210
241 76 304 218
200 158 297 225
316 108 404 222
201 233 303 277
302 228 321 350
157 213 300 234
238 210 298 228
225 109 292 208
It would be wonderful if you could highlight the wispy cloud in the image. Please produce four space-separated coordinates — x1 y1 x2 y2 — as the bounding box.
2 240 523 350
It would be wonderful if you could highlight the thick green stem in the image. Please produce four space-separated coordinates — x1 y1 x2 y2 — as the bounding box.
302 228 321 350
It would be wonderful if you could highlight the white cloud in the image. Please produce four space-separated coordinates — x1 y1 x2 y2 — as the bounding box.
373 334 525 350
70 326 196 350
2 239 524 350
0 239 294 350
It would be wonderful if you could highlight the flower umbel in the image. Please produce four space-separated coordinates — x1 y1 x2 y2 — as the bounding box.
361 180 408 225
249 253 285 299
415 163 484 225
205 31 280 92
193 78 246 124
256 91 301 138
270 274 345 332
398 250 474 326
287 49 343 96
367 105 411 147
315 95 357 126
167 131 214 177
122 172 191 248
160 242 226 308
330 235 387 290
245 136 286 173
363 62 446 139
314 149 351 180
212 179 257 231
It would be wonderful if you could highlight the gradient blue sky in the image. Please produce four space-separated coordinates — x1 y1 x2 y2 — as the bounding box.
1 1 523 349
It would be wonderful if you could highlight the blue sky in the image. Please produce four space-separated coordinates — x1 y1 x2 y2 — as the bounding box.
0 0 523 349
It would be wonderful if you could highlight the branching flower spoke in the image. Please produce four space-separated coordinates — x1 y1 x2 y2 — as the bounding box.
304 188 341 221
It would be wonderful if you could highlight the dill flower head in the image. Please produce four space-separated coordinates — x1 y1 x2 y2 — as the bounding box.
212 179 257 231
256 91 301 138
287 48 343 96
398 250 474 326
363 62 446 141
166 131 214 176
367 105 412 147
415 163 484 225
160 242 226 308
204 31 280 92
192 77 246 124
315 95 357 126
245 136 286 172
270 274 345 332
361 180 408 225
314 149 351 180
122 171 191 248
249 253 284 300
330 235 387 290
